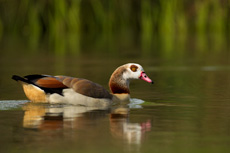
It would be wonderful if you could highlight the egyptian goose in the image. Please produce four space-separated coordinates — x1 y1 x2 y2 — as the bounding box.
12 63 153 107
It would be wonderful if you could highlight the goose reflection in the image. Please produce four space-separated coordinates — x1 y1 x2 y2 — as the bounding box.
22 102 151 144
110 106 151 144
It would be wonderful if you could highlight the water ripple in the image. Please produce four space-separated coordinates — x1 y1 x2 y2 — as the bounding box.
0 100 28 110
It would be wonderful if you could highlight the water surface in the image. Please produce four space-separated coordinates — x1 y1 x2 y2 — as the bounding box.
0 52 230 153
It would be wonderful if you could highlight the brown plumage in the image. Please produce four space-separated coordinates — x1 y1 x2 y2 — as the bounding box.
12 75 112 100
109 65 130 94
57 76 112 99
12 63 153 105
36 77 67 88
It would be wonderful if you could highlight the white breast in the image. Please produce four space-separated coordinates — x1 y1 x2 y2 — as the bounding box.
112 94 130 102
48 89 112 108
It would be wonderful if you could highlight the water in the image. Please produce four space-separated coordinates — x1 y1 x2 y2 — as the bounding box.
1 1 230 151
0 45 230 153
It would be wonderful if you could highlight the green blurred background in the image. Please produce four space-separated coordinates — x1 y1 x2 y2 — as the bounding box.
0 2 230 153
0 0 229 58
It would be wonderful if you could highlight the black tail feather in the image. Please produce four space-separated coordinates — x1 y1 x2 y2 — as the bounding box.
12 75 31 84
12 75 66 95
24 74 48 80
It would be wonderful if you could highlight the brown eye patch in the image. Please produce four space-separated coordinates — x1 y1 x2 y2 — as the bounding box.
130 65 138 72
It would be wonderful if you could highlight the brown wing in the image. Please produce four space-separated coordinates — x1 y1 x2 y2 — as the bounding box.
22 75 112 99
35 77 67 88
57 76 112 99
22 74 67 89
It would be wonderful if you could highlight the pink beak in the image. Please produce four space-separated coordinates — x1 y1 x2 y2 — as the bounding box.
139 72 154 84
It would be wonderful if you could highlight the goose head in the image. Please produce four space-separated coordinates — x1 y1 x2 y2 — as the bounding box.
109 63 153 95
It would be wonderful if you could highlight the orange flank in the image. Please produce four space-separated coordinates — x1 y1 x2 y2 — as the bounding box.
21 82 47 102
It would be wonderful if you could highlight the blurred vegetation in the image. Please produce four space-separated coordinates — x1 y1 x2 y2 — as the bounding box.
0 0 229 55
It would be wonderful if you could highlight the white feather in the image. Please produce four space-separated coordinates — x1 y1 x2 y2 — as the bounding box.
123 63 144 80
48 89 112 107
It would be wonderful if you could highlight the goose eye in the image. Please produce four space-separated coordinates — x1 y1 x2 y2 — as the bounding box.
130 65 138 72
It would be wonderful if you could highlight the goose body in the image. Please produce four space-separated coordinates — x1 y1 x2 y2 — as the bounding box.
12 63 153 106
